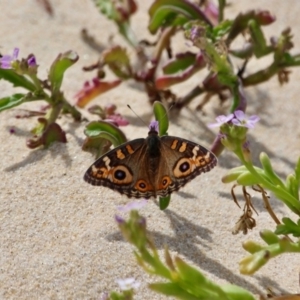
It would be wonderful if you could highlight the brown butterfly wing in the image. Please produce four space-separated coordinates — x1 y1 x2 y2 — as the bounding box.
84 138 159 198
154 136 217 197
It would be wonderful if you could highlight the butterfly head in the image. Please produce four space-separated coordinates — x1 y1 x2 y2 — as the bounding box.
148 120 159 134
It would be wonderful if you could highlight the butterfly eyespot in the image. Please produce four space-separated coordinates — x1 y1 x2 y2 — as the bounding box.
161 176 172 188
139 182 146 188
135 179 153 192
179 162 190 172
173 158 193 177
112 166 133 184
114 170 126 180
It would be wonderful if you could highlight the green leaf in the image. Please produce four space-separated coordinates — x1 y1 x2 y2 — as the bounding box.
211 20 233 39
156 60 205 89
236 171 260 186
295 156 300 182
94 0 119 21
220 284 255 300
0 69 36 91
159 196 171 210
84 121 127 146
154 101 171 210
148 0 209 34
102 46 131 79
149 282 199 299
153 101 169 136
259 229 279 245
0 93 27 112
275 217 300 237
259 152 285 188
82 135 112 159
162 52 196 74
175 257 228 298
48 51 79 94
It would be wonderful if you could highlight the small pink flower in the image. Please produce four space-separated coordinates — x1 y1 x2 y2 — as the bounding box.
27 55 37 67
232 110 260 129
208 114 234 128
0 48 19 69
116 277 140 290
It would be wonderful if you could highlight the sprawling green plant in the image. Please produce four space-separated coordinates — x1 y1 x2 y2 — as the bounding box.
77 0 300 111
1 0 300 299
0 48 81 148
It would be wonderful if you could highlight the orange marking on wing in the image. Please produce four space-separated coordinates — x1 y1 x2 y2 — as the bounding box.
179 142 187 153
171 139 178 150
158 176 172 189
135 179 154 192
116 149 126 160
126 144 134 154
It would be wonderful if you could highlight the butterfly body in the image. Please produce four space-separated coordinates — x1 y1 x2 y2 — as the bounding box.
84 124 217 199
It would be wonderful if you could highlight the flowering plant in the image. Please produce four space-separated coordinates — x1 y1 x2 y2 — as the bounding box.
0 48 81 148
1 0 300 299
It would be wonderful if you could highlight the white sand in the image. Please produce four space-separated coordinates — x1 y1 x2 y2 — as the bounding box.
0 0 300 299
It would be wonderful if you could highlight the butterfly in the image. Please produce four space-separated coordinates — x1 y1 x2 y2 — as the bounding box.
84 121 217 199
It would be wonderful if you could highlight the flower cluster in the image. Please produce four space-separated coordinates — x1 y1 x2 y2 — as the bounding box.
209 110 260 162
0 47 37 70
208 110 259 129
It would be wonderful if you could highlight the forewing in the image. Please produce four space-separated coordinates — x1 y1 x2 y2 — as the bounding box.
84 139 145 196
156 136 217 196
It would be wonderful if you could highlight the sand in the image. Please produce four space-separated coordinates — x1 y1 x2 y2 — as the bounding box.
0 0 300 299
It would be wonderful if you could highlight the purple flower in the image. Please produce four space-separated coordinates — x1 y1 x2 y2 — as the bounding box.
0 48 19 69
208 113 234 128
190 26 206 42
116 277 140 290
117 199 148 213
232 110 260 129
27 55 37 67
114 215 125 224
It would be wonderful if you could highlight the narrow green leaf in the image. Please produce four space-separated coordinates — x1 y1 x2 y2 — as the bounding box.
149 282 199 300
0 93 26 112
259 229 279 245
102 46 131 79
294 156 300 182
175 257 228 298
148 0 209 34
153 101 168 136
220 284 255 300
275 217 300 237
236 171 259 186
162 52 196 75
0 69 36 91
84 121 127 146
259 152 285 188
48 51 79 93
212 20 233 39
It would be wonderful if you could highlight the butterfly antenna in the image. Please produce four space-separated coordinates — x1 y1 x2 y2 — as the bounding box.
127 105 148 127
128 102 174 126
161 102 174 123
